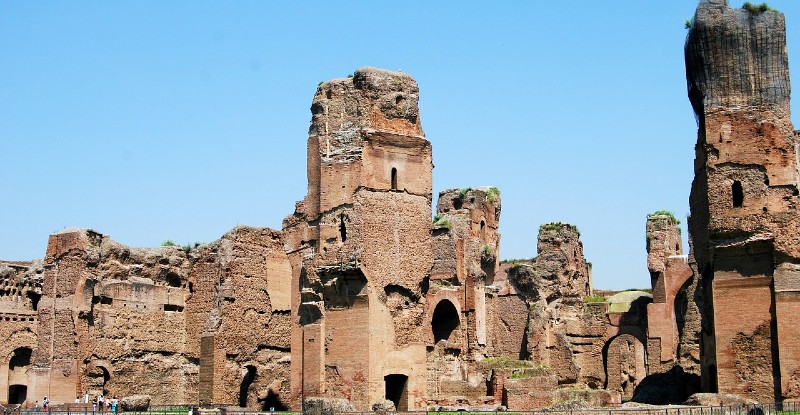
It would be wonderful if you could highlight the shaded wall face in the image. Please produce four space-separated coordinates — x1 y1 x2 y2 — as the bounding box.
686 4 790 115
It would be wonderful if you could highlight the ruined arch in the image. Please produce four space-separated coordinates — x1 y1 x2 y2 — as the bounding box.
604 334 646 400
431 299 460 343
7 347 31 405
86 362 112 396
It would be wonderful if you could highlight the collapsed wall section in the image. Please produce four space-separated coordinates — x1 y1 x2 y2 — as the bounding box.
31 229 196 404
188 226 292 410
644 214 696 374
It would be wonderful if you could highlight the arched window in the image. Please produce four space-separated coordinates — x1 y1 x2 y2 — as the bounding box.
732 181 744 208
431 300 460 343
391 168 398 190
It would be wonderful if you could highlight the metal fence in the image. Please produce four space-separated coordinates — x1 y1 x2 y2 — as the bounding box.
2 402 799 415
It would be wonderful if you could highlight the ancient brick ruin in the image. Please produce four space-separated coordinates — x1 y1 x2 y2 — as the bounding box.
1 0 799 410
686 0 800 402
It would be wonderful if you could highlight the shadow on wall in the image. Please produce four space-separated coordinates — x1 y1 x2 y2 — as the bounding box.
631 365 701 404
261 389 288 411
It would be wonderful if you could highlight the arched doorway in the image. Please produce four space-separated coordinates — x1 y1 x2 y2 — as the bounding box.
604 334 646 400
7 347 31 404
431 300 460 343
384 374 408 411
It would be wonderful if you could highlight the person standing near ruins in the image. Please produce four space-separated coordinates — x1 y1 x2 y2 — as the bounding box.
41 397 48 412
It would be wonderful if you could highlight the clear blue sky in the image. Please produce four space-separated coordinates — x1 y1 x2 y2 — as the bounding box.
2 1 799 290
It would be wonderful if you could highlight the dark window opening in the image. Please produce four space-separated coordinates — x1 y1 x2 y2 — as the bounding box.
165 273 182 288
163 304 184 312
431 300 460 343
94 296 113 305
239 365 257 407
339 213 347 242
732 181 744 208
9 348 31 370
26 291 41 311
453 196 463 210
326 90 332 100
384 374 408 411
391 168 398 190
8 385 27 405
480 220 486 240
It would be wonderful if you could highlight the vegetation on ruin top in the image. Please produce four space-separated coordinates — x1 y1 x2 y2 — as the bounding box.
742 2 776 14
584 294 607 303
483 356 546 369
161 239 203 253
539 222 580 236
432 213 453 229
647 210 681 225
485 186 500 203
502 258 534 265
457 187 472 199
510 369 548 379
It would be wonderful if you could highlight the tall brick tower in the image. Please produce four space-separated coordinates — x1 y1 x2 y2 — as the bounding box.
685 0 800 401
283 67 433 410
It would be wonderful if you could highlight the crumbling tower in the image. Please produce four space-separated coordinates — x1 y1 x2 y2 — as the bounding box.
428 188 501 403
685 0 800 401
644 213 694 374
283 67 433 410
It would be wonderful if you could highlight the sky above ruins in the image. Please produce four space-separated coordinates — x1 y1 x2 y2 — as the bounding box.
2 1 800 290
